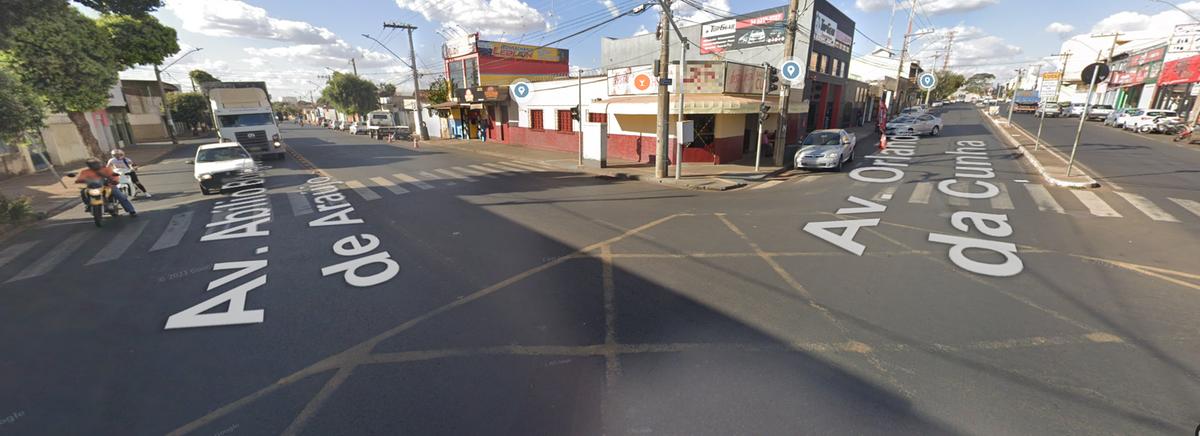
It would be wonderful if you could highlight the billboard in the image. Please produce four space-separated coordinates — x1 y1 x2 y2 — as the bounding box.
608 65 656 96
1168 23 1200 53
1160 54 1200 85
477 41 568 63
443 34 478 59
814 11 852 53
724 62 767 94
699 7 787 55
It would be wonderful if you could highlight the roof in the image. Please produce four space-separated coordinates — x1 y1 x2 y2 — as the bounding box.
590 94 805 115
197 142 244 150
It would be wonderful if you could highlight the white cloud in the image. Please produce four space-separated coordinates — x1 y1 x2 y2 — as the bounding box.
856 0 892 12
860 0 996 15
632 25 651 37
671 0 733 23
164 0 336 44
910 25 1022 75
599 0 620 17
244 40 397 70
1045 22 1075 34
1091 1 1200 37
395 0 550 37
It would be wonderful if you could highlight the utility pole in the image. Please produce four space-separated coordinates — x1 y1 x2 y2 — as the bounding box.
1007 67 1024 124
350 58 358 76
942 30 955 71
654 0 672 178
153 64 178 145
892 0 918 114
885 0 899 52
382 23 428 140
577 68 583 166
774 0 803 167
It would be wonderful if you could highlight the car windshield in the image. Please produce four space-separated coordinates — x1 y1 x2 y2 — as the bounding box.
371 114 389 120
217 113 274 127
802 132 842 145
892 116 915 123
196 147 250 162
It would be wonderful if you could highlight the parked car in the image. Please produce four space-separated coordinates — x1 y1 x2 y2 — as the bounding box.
1035 102 1062 117
1085 104 1114 121
1104 108 1137 127
886 113 943 136
931 101 944 108
1112 109 1145 128
793 129 856 171
348 122 368 135
190 142 258 195
1126 110 1178 132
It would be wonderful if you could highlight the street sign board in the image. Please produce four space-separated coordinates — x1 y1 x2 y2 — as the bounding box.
509 80 533 105
918 72 937 90
779 59 803 84
1080 63 1111 84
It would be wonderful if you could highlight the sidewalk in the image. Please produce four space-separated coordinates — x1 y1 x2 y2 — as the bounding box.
0 135 211 219
420 138 784 191
980 112 1099 188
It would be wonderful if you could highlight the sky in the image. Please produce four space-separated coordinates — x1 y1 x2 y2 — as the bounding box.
92 0 1200 100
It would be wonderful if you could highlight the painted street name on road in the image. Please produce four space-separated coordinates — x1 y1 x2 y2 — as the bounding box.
803 136 1025 277
302 176 400 287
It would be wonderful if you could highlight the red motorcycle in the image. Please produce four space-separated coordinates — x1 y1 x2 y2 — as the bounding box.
1173 123 1197 143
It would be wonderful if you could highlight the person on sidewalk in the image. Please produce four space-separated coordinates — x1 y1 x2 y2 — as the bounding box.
106 149 151 198
76 158 136 216
478 118 489 142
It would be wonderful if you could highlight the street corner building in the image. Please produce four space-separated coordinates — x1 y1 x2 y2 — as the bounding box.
432 0 879 166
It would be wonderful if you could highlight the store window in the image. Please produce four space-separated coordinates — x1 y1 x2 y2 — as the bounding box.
530 109 544 130
588 112 606 123
448 61 464 90
809 52 819 71
556 110 573 132
686 114 715 148
464 58 479 88
831 58 840 77
817 55 826 74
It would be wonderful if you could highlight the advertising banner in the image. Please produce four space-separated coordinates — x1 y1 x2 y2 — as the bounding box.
699 7 787 55
814 12 852 53
443 34 477 59
608 65 656 96
724 63 767 94
476 41 567 63
1169 24 1200 53
1160 54 1200 85
669 62 725 94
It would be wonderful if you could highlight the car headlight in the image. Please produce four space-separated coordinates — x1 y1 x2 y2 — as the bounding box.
87 188 102 196
273 141 281 147
824 152 839 158
200 174 213 180
241 168 255 174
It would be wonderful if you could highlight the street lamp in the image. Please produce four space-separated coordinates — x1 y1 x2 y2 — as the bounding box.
155 47 203 144
1147 0 1200 22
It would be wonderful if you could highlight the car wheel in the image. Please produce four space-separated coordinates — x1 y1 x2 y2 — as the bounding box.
931 126 941 136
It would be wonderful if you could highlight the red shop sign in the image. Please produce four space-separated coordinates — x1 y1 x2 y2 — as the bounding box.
1159 54 1200 85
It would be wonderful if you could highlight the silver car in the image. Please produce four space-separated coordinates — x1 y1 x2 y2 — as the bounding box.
886 113 943 136
794 129 856 171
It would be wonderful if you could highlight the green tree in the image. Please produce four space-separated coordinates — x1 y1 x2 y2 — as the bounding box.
1 0 163 49
426 77 449 105
96 13 178 69
929 71 966 101
320 72 378 118
166 92 209 131
75 0 163 14
271 101 300 118
962 73 996 96
189 69 219 87
378 83 397 97
4 3 120 158
0 65 46 141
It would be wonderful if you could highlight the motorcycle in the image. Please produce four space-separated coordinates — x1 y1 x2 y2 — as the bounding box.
1173 123 1197 143
112 167 135 199
82 180 120 227
1137 116 1182 134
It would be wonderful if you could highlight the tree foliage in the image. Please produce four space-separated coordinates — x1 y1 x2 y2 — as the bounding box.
75 0 163 14
166 92 209 130
0 66 46 140
96 13 178 68
929 71 966 101
962 73 996 96
378 83 397 97
189 69 219 86
426 77 450 105
1 0 163 49
271 101 300 118
320 72 378 117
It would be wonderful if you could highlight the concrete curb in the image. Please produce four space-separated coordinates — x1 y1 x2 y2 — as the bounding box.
979 111 1100 189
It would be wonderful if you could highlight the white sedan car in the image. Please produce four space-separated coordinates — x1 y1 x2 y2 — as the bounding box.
886 113 943 136
793 129 856 171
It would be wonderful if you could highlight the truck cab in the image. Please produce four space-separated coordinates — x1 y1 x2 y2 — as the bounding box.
208 86 286 160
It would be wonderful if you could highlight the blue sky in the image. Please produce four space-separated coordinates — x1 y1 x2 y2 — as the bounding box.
107 0 1200 99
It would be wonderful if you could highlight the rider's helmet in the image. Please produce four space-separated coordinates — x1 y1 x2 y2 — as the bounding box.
85 158 103 171
112 149 125 158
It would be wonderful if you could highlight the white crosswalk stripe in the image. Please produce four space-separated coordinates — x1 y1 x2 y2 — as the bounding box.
872 186 897 201
150 211 194 252
522 161 559 170
752 180 783 190
907 182 933 204
345 180 382 201
452 166 495 179
419 171 455 186
469 164 506 176
1024 184 1065 214
491 162 532 173
434 168 477 182
6 233 92 283
1168 198 1200 219
86 220 149 265
505 161 548 172
392 172 435 190
1116 192 1179 222
287 191 313 216
369 176 409 195
1070 190 1122 218
0 241 39 270
481 163 522 175
989 182 1014 210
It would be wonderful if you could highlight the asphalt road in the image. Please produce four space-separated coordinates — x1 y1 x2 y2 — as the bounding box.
1 107 1198 435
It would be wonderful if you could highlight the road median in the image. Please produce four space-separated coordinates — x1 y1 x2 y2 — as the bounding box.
979 110 1100 189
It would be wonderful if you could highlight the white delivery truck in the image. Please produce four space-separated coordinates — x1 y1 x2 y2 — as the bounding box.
203 82 286 160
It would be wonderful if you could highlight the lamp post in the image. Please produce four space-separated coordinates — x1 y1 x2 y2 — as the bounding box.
156 47 203 144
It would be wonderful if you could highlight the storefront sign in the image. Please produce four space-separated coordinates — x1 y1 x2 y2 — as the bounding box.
443 34 478 59
670 61 725 94
724 62 766 94
1128 47 1165 66
1169 23 1200 53
608 65 656 96
699 7 787 55
1160 54 1200 85
477 41 567 63
456 85 508 103
814 12 852 53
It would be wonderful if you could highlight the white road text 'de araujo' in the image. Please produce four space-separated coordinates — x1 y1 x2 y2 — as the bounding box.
803 136 1024 278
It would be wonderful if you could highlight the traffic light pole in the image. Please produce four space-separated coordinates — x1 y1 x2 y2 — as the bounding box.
675 39 687 180
755 65 769 172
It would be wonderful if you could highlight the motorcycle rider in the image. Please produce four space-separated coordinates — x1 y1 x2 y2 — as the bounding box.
76 157 136 216
106 149 151 197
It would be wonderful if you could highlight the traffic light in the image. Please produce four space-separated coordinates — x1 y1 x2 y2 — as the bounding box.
767 66 780 92
570 107 579 120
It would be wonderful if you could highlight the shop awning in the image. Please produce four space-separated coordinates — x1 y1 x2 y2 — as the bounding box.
430 101 459 109
589 94 805 115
